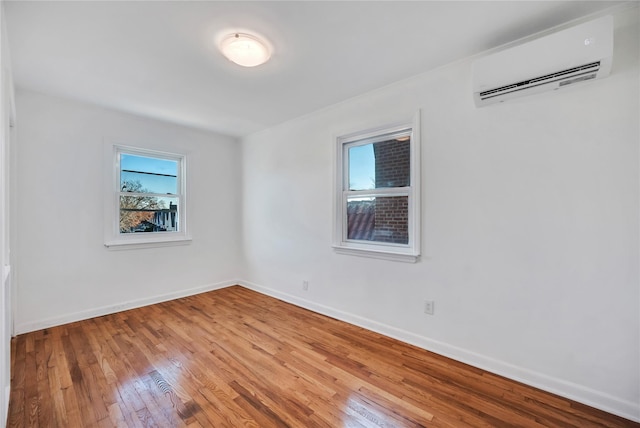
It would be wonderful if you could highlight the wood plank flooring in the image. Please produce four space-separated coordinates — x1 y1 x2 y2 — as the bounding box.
7 285 639 427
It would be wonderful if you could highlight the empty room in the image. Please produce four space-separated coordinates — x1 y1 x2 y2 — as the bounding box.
0 1 638 427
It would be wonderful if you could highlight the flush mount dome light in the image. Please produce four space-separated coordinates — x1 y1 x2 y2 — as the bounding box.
220 33 271 67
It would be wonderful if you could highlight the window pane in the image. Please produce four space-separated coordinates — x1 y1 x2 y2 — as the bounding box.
120 170 177 195
119 196 178 233
347 196 408 244
120 154 178 195
348 144 375 190
348 138 410 190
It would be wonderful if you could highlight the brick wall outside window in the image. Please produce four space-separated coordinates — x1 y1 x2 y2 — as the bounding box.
373 139 411 188
373 139 410 244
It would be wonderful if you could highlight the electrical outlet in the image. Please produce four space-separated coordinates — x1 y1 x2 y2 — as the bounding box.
302 280 309 291
424 300 434 315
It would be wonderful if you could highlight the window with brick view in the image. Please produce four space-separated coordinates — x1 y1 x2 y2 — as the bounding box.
334 116 420 262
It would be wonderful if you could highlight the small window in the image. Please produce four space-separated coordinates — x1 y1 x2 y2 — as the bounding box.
105 144 190 248
334 114 420 262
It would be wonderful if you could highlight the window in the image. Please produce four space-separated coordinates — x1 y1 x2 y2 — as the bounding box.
104 144 190 248
334 114 420 262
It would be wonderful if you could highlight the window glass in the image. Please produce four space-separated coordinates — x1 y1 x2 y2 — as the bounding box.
348 137 410 191
347 196 409 244
119 196 179 233
118 152 180 234
120 154 178 195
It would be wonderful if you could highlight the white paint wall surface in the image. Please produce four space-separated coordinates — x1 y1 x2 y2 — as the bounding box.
240 10 640 421
14 89 242 333
0 3 15 424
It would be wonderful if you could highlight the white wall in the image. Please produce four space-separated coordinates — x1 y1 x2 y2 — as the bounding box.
240 8 640 421
14 88 242 333
0 3 14 425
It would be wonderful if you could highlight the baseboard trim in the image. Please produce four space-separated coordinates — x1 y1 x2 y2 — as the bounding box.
238 280 640 423
15 280 238 335
3 385 8 427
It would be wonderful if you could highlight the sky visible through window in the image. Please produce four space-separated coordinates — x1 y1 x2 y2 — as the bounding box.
349 144 375 190
120 154 178 207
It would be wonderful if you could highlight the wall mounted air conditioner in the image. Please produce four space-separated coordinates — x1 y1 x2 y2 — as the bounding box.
472 15 613 107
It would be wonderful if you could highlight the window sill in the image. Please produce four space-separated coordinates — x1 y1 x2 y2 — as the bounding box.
332 245 419 263
105 235 192 251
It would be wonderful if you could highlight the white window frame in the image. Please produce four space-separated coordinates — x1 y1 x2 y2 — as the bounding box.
104 143 191 249
333 112 421 263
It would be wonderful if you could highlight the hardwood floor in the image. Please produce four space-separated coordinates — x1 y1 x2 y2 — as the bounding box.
7 285 638 427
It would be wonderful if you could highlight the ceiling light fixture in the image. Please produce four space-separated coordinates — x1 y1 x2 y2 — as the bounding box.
219 33 271 67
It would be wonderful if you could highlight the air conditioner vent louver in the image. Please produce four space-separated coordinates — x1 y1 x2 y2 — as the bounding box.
559 73 597 87
472 15 613 107
479 62 601 101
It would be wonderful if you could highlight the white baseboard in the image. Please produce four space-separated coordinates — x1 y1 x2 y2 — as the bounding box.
238 280 640 423
15 279 238 335
3 385 8 427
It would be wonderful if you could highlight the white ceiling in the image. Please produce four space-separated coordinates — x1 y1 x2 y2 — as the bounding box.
4 1 624 137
